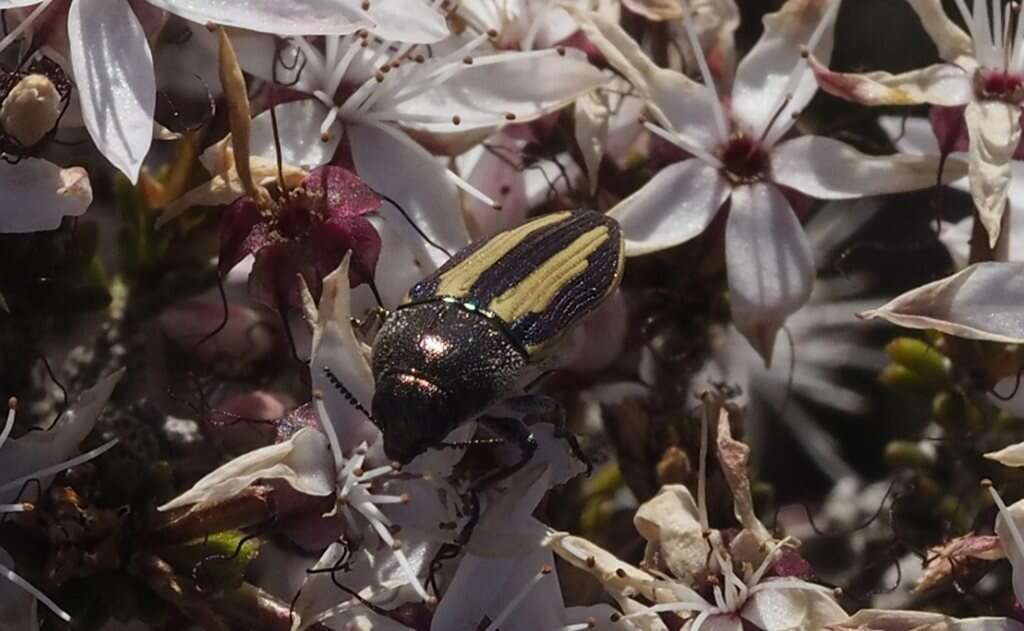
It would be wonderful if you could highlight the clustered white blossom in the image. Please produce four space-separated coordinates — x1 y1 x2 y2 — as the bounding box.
11 0 1024 630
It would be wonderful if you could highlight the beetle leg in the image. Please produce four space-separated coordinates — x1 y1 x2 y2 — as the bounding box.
455 417 538 546
491 395 593 476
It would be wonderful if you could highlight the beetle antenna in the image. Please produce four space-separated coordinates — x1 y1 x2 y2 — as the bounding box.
322 366 377 425
372 190 453 258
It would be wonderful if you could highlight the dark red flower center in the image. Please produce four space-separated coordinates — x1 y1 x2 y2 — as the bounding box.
719 134 770 183
977 69 1024 101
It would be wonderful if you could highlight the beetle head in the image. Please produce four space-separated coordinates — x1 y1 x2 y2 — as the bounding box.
371 371 460 464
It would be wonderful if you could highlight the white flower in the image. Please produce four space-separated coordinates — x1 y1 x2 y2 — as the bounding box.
548 396 846 631
569 0 962 364
0 0 415 182
234 28 605 266
695 199 887 484
810 0 1024 249
0 370 122 627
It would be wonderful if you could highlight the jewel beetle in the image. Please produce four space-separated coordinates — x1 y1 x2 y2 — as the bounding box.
366 209 624 468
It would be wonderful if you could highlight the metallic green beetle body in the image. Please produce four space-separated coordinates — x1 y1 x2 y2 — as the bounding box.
370 211 624 464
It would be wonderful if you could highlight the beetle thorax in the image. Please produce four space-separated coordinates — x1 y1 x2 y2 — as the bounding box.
369 300 526 463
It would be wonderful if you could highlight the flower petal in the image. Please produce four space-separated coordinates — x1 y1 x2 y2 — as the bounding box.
349 122 469 268
364 0 449 43
986 442 1024 467
575 89 610 196
834 610 1024 631
68 0 155 183
309 257 382 457
386 48 605 133
726 183 815 365
772 135 966 199
158 427 334 512
905 0 974 61
248 100 341 170
1 369 123 503
859 262 1024 343
965 100 1022 248
609 159 730 256
809 56 972 106
0 162 91 233
146 0 371 35
633 485 710 581
742 580 846 631
732 0 838 143
564 5 723 147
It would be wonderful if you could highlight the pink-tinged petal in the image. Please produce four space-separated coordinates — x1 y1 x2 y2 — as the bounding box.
965 100 1022 248
859 262 1024 343
145 0 371 36
310 218 381 289
68 0 155 183
461 137 529 240
349 122 469 268
732 0 838 143
305 165 381 219
364 0 449 43
0 161 91 233
387 48 605 133
248 100 340 170
772 135 966 199
218 197 264 275
249 242 313 309
931 104 971 154
905 0 974 61
809 55 972 107
609 159 730 256
565 5 723 147
726 183 814 366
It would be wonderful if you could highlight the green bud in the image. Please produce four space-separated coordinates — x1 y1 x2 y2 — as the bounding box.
885 338 951 387
170 530 261 593
880 364 934 393
885 440 935 469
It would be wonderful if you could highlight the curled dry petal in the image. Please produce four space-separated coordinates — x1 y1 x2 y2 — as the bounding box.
544 531 658 600
716 408 772 544
965 101 1023 248
633 485 710 581
859 262 1024 343
158 427 334 512
726 182 815 366
808 55 973 107
915 534 1003 594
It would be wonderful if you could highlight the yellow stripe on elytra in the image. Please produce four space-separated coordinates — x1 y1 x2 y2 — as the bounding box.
434 211 570 298
489 225 610 324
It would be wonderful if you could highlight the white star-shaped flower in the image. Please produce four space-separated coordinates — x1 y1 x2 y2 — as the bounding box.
569 0 963 363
